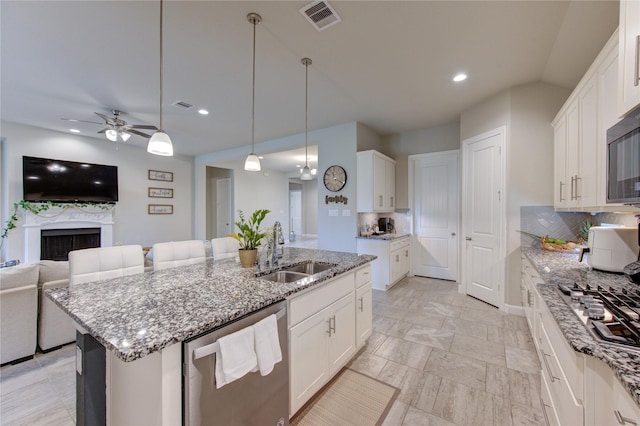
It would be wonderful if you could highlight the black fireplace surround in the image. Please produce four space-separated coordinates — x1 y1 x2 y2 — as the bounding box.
41 228 101 261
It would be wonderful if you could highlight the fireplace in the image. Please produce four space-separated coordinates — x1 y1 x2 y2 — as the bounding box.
23 206 114 264
41 228 101 261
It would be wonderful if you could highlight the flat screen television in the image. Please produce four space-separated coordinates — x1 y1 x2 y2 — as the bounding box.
22 156 118 203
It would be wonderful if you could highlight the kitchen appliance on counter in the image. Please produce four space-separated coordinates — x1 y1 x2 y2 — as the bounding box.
378 217 394 233
557 283 640 350
183 301 289 426
584 227 639 273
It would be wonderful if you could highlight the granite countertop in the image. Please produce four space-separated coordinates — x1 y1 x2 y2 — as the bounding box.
46 247 376 363
356 233 410 241
521 246 640 407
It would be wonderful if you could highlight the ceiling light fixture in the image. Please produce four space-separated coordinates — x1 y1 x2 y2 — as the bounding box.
453 73 468 82
105 129 118 142
198 109 209 115
300 57 313 181
147 0 174 156
69 129 80 133
244 13 262 172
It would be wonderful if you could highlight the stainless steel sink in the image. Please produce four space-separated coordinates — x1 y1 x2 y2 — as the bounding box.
260 270 309 283
282 262 335 275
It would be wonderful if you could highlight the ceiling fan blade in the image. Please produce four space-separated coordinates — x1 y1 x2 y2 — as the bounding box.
94 112 116 125
127 129 152 138
127 124 158 130
61 118 102 125
97 128 108 134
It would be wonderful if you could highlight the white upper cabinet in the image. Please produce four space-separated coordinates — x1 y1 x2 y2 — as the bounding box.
357 150 396 213
553 30 636 212
618 0 640 116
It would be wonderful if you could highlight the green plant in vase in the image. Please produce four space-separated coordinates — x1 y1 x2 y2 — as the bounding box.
229 209 270 267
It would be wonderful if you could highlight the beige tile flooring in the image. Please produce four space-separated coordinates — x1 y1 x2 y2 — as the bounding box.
0 275 543 425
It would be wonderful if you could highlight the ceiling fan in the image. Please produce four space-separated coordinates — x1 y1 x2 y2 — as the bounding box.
62 109 158 142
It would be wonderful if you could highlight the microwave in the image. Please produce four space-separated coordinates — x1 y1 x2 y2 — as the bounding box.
607 105 640 205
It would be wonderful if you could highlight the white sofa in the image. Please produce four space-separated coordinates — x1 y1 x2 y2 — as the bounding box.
1 263 39 364
37 260 75 351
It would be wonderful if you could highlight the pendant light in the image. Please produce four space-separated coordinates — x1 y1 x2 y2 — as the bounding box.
300 57 313 181
244 13 262 171
147 0 174 156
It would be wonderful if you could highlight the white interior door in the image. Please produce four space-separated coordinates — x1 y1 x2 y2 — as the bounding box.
290 190 302 236
462 128 505 308
411 150 459 281
216 178 232 237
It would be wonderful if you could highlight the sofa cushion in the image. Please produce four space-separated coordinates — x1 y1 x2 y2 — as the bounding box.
0 263 39 290
38 260 69 287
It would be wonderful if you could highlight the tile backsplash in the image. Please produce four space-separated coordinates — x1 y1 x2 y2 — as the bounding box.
357 211 412 235
520 206 639 247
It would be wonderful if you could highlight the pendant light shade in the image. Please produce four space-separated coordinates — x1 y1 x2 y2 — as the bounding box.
147 0 174 157
244 13 262 171
300 57 313 181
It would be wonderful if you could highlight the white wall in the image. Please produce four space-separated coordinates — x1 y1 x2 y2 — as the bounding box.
459 82 570 306
0 122 194 262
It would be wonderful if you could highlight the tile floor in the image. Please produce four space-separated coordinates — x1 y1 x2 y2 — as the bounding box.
0 275 543 425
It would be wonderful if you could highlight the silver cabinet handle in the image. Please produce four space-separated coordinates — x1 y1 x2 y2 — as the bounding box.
390 196 394 207
327 315 336 336
395 254 399 262
405 250 409 257
574 175 581 199
635 34 640 87
615 409 638 425
559 181 565 202
570 176 575 200
465 237 472 241
378 195 383 207
540 349 560 382
359 296 364 312
540 398 552 426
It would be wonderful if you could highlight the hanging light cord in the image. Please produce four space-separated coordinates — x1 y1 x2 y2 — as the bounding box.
251 17 257 154
159 0 164 131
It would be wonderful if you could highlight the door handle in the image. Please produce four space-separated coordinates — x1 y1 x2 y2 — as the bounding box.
465 237 472 241
451 232 456 236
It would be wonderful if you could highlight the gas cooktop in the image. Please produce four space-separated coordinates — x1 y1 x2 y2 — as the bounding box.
557 282 640 350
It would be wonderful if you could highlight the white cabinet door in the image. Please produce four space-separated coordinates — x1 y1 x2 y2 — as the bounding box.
579 79 599 208
384 160 395 211
373 154 386 211
390 248 402 284
598 46 619 207
611 375 640 426
289 307 330 415
619 0 640 116
328 294 356 375
357 150 396 213
566 102 581 209
554 116 568 209
355 283 372 348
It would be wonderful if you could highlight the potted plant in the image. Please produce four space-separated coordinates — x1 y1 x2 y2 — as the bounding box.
229 209 270 267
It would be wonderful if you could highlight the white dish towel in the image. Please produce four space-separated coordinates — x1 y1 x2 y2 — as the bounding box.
215 326 258 389
253 314 282 376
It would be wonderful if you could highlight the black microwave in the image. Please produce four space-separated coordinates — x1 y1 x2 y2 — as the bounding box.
607 106 640 205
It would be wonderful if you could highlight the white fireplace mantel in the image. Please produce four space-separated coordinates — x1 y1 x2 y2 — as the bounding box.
23 206 114 263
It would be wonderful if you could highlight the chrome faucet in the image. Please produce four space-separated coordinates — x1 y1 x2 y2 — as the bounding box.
271 221 285 265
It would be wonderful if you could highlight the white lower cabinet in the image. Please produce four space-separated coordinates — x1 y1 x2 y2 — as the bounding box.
288 265 371 417
357 236 410 291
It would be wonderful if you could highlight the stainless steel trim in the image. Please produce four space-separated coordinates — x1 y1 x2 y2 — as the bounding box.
359 296 364 312
574 175 582 199
540 349 560 382
635 34 640 87
192 307 286 361
540 397 551 426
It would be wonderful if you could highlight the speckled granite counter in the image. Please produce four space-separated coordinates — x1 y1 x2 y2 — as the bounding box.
521 246 640 407
356 233 410 241
46 247 375 363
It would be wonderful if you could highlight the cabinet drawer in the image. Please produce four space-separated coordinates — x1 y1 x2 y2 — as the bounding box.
288 273 354 327
390 238 409 252
355 265 372 288
611 374 640 425
541 372 561 426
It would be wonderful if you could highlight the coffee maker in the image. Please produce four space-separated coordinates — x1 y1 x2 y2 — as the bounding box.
378 217 394 233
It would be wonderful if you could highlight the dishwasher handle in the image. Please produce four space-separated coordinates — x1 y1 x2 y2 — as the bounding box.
192 307 286 361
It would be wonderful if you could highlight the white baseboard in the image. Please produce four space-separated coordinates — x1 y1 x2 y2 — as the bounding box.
504 303 525 316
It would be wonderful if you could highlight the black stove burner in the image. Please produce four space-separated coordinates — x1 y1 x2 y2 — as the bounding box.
558 283 640 349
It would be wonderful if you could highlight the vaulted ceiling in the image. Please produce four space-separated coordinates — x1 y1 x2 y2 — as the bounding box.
1 1 619 159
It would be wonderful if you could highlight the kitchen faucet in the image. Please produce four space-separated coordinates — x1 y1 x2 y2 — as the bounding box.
271 221 285 265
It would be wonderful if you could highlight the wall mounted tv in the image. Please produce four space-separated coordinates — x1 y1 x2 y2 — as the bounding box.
22 156 118 203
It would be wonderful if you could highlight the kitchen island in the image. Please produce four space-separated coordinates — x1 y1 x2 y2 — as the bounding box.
521 246 640 424
47 247 376 425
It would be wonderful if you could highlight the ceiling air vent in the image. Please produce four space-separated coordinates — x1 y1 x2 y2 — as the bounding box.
300 1 341 32
171 100 193 109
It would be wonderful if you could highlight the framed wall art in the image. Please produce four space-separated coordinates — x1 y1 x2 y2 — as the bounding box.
148 170 173 182
148 187 174 198
148 204 173 215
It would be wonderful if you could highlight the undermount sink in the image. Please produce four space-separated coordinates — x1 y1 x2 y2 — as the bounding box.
260 270 309 283
282 262 336 275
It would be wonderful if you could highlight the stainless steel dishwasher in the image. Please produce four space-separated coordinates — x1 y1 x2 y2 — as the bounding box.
183 301 289 426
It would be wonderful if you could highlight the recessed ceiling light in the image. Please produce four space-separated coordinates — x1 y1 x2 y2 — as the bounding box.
198 109 209 115
296 164 301 168
258 156 264 159
453 73 468 82
69 129 80 133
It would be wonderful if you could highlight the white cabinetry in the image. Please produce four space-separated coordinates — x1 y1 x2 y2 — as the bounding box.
520 255 542 341
356 236 410 291
553 31 618 212
619 0 640 116
288 265 372 416
357 150 396 212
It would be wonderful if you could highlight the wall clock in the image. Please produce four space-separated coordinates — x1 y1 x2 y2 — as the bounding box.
323 165 347 192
